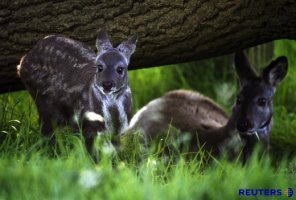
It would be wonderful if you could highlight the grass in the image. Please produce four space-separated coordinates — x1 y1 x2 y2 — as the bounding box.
1 40 296 199
0 151 295 200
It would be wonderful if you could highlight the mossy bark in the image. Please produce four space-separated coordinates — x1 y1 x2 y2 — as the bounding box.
1 0 296 93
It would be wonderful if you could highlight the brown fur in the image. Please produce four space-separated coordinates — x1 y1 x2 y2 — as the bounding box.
128 89 231 154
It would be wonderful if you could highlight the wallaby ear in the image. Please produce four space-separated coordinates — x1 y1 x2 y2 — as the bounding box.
234 50 257 86
116 34 137 61
262 56 288 86
96 28 113 54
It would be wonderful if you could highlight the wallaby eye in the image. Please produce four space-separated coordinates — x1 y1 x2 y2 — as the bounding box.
117 66 124 75
258 98 267 106
236 96 241 105
97 65 103 72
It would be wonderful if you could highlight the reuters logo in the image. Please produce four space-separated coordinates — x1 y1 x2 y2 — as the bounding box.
239 187 294 198
284 188 293 198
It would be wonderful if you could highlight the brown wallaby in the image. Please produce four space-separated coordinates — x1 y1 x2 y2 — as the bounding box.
127 51 288 160
18 29 137 152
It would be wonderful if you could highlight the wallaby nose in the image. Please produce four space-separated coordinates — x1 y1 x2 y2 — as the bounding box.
102 81 114 91
237 120 251 132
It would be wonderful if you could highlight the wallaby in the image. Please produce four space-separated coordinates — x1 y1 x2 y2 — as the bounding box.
18 29 137 152
128 51 288 160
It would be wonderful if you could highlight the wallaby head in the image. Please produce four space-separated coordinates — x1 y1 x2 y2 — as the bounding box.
94 29 137 95
232 51 288 146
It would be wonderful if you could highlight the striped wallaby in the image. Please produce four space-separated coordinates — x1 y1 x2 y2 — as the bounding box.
18 29 137 152
128 51 288 160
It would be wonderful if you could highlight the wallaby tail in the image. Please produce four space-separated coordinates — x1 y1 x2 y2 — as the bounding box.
16 55 26 77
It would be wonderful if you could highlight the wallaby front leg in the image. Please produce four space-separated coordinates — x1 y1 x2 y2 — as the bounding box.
82 111 105 154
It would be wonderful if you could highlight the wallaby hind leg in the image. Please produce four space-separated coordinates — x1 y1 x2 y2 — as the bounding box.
35 98 57 145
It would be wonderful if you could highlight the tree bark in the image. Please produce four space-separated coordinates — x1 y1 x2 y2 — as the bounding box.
1 0 296 93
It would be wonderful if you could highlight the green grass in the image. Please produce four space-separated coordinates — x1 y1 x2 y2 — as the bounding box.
0 150 295 200
1 40 296 199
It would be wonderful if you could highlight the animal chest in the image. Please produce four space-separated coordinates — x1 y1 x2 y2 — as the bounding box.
100 96 128 135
